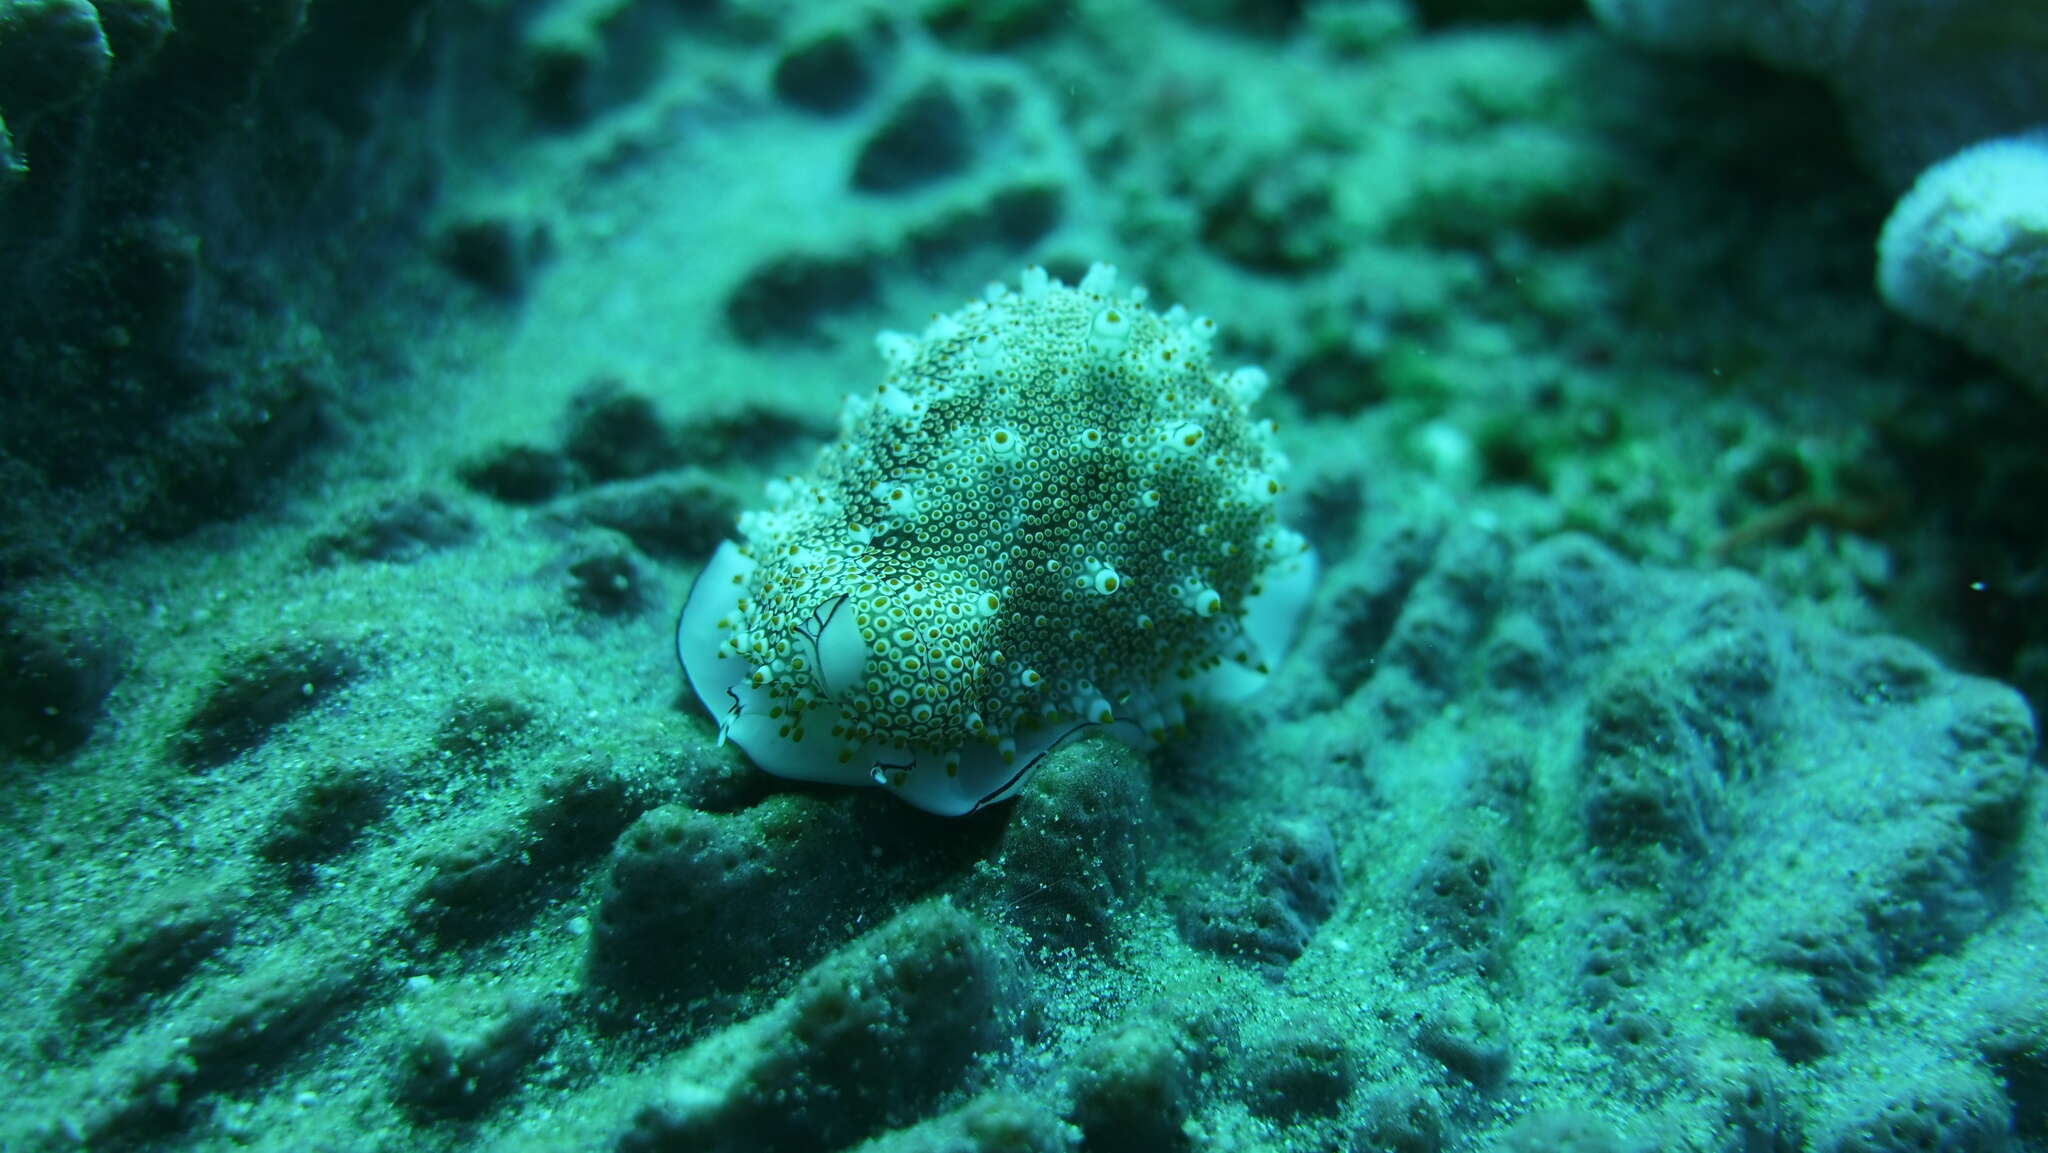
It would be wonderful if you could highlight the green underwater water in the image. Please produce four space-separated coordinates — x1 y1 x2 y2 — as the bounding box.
0 1 2043 1150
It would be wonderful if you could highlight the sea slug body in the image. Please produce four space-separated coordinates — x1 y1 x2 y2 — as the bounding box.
679 264 1318 815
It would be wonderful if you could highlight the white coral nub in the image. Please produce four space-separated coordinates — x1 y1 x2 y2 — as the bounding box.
678 264 1320 815
1878 130 2048 389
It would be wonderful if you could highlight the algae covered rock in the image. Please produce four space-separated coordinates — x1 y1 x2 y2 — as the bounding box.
589 796 903 1004
619 899 1021 1153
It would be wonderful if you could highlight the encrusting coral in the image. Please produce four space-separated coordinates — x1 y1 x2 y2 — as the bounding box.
679 264 1318 815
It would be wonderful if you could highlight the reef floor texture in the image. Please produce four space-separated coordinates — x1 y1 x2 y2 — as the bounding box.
1 1 2044 1151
